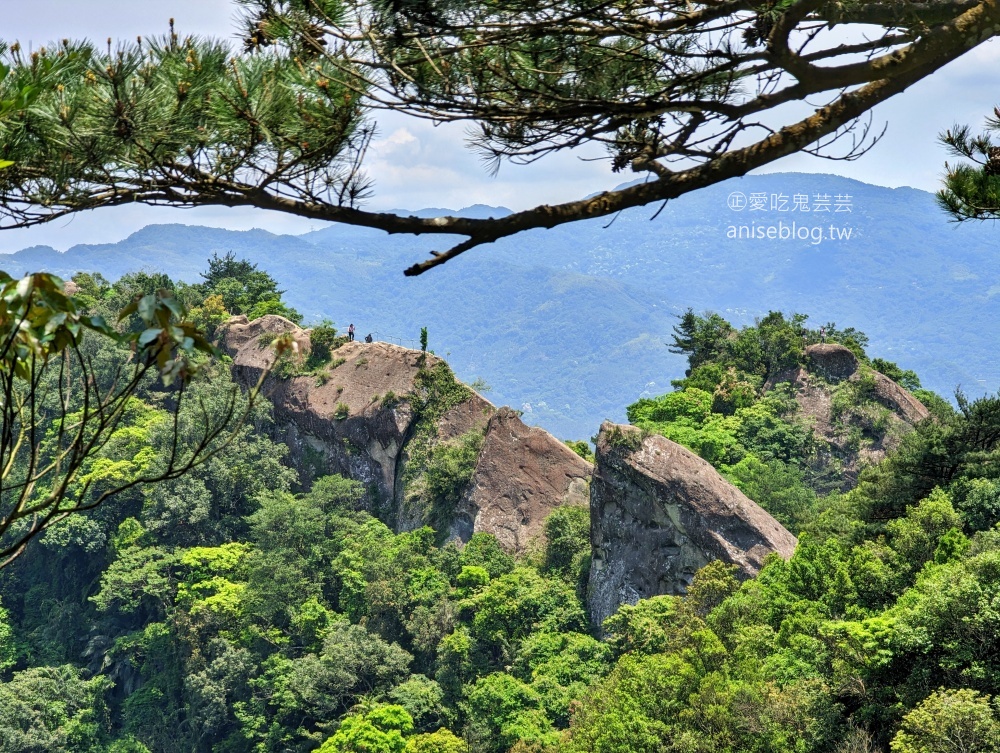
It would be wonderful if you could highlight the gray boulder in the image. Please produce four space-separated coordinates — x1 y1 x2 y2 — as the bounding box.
588 422 797 629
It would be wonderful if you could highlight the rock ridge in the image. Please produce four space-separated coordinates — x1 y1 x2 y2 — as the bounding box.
220 315 590 552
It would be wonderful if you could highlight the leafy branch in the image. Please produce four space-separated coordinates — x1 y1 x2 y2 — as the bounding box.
0 272 289 564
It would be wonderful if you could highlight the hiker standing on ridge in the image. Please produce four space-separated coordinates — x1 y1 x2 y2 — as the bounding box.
348 323 355 342
819 326 826 343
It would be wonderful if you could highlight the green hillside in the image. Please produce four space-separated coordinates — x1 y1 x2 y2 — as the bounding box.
4 266 1000 752
2 172 997 441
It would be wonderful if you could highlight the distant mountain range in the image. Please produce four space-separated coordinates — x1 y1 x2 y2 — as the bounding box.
2 172 997 440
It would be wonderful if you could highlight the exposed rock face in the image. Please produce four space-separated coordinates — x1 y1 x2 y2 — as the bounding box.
869 370 929 425
803 343 928 423
223 315 429 516
806 343 859 381
220 315 590 552
782 343 930 487
588 422 796 629
223 315 312 369
454 408 591 551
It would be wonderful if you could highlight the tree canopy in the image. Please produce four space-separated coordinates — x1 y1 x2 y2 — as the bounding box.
0 1 996 273
938 107 1000 220
199 251 302 324
0 256 300 566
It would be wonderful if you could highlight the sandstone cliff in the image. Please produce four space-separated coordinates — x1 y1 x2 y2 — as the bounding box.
806 344 929 424
456 407 591 551
588 422 797 629
221 315 590 552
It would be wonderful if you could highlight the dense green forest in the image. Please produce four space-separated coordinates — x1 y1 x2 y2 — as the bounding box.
5 261 1000 752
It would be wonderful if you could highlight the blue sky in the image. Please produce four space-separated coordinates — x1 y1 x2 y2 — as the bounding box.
2 0 998 250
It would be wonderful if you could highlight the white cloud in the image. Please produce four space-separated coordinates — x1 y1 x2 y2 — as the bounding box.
373 128 419 155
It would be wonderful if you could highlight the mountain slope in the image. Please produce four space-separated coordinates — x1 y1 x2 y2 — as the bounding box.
2 172 997 439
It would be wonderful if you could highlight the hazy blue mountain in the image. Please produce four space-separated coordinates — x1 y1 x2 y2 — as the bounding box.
0 221 683 439
3 172 998 439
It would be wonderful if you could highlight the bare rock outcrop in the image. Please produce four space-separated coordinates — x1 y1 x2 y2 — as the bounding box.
803 343 929 423
220 315 590 552
869 370 929 425
222 315 433 520
806 343 859 381
454 408 591 551
779 344 930 486
223 315 312 370
588 422 796 629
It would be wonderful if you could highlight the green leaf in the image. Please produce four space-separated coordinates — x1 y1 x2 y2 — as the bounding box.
15 276 32 300
43 312 67 334
161 295 184 319
117 298 139 322
138 328 162 347
81 314 114 335
137 294 157 323
193 338 217 356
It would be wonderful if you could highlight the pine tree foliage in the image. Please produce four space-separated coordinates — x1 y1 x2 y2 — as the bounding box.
0 2 998 273
938 110 1000 221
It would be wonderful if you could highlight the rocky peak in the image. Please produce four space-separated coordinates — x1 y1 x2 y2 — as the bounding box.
456 407 591 551
588 422 797 629
219 315 590 552
223 314 313 370
770 343 931 488
802 343 929 424
805 343 858 381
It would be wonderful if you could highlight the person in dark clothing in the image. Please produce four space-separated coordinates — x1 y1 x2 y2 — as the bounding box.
365 333 373 343
348 323 355 342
